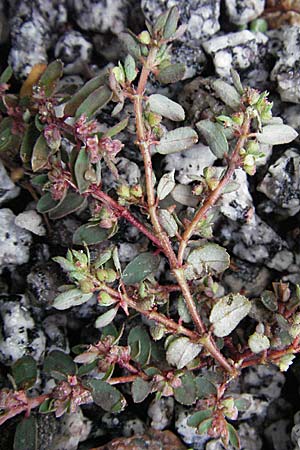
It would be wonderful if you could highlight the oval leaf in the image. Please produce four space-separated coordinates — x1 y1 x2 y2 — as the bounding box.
31 134 49 172
37 192 58 214
12 356 37 390
44 350 76 376
48 192 86 219
95 306 119 328
196 120 228 159
132 378 151 403
212 79 241 110
73 223 110 245
156 127 198 155
148 94 185 122
88 379 126 412
248 331 270 353
74 148 90 194
257 124 298 145
209 293 251 337
14 417 37 450
187 243 230 276
128 326 151 366
64 71 108 116
157 63 186 84
75 85 113 120
174 372 197 405
122 252 160 285
166 336 202 369
158 209 178 237
157 170 176 200
53 288 93 310
38 60 63 96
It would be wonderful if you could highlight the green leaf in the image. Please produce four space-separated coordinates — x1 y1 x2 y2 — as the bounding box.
157 63 186 84
64 70 108 116
248 331 270 353
103 117 129 138
158 209 178 237
156 127 198 155
73 223 110 245
230 69 244 95
121 32 142 61
174 373 197 405
187 409 213 427
147 94 185 122
74 148 90 194
260 290 278 312
14 417 37 450
132 378 151 403
128 326 151 366
0 123 20 152
122 252 160 285
209 293 251 337
227 422 240 449
187 243 230 276
75 85 113 120
196 120 228 159
31 174 48 187
95 306 119 328
177 295 192 323
37 192 59 214
257 124 298 145
171 184 199 207
88 379 126 412
195 376 217 398
198 417 214 434
212 79 241 110
124 55 137 82
166 336 202 369
157 170 175 200
12 356 37 390
163 6 180 39
53 288 93 310
31 134 49 172
44 350 76 377
39 398 56 414
20 123 39 163
0 66 13 83
48 192 86 219
38 60 63 96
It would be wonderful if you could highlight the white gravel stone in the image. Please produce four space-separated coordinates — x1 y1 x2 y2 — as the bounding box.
15 210 46 236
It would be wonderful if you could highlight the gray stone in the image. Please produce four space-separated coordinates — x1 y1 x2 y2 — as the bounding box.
142 0 220 77
242 365 285 400
203 30 268 79
265 419 292 450
123 418 146 437
283 105 300 141
163 143 216 185
271 26 300 103
0 208 32 273
0 294 46 364
0 160 20 206
148 397 174 430
235 394 268 421
238 423 263 450
54 30 93 75
225 0 265 25
71 0 130 33
102 157 141 190
8 0 67 78
218 214 294 271
42 315 69 351
258 149 300 217
219 168 254 224
51 410 92 450
15 210 46 236
224 258 271 297
142 0 220 41
27 262 64 310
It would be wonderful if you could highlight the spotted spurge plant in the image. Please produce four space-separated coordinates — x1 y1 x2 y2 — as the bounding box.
0 7 299 449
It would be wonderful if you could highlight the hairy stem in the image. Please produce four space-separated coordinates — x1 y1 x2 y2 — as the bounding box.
177 117 251 265
0 394 49 426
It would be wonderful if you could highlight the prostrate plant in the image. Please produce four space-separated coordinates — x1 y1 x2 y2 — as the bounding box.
0 7 299 449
